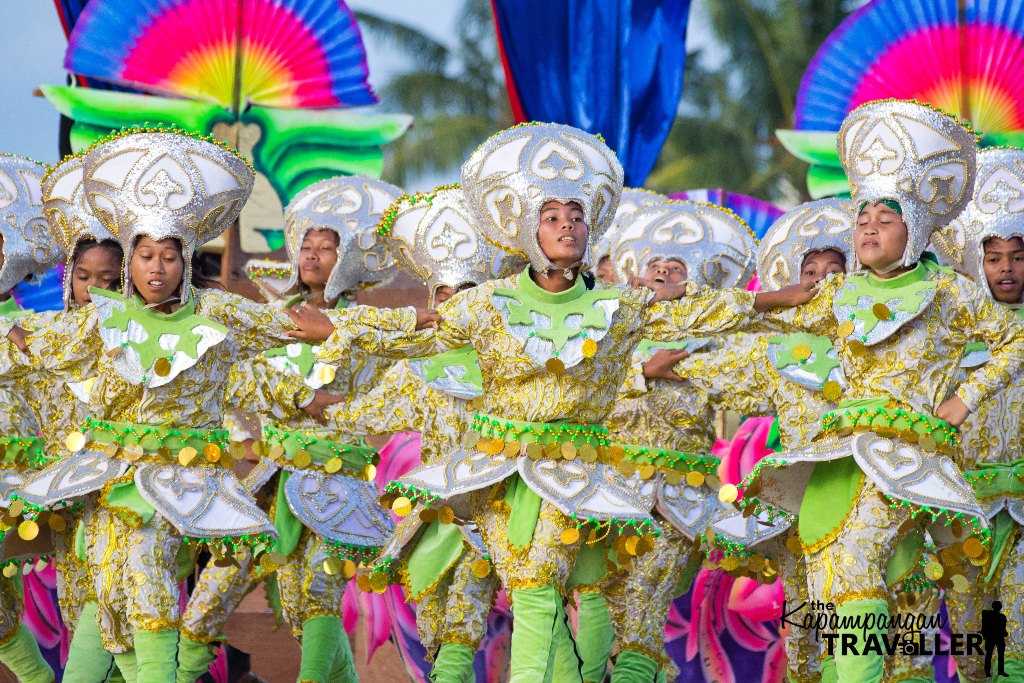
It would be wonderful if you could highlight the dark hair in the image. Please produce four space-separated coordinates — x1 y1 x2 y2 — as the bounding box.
75 238 122 259
191 251 222 290
802 248 847 268
73 239 124 285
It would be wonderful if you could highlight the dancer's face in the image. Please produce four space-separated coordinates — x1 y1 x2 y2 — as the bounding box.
799 249 846 287
130 237 184 305
855 203 908 272
595 255 614 283
537 201 588 268
71 243 121 306
982 236 1024 304
298 229 339 292
642 258 688 285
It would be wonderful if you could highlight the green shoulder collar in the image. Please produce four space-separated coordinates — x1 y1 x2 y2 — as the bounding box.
836 263 935 335
494 268 619 351
768 332 839 381
92 287 227 368
0 297 31 321
419 345 482 389
265 343 316 377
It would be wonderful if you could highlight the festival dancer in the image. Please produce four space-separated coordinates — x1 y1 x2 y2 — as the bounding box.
733 100 1024 683
0 130 415 683
178 175 404 683
0 154 62 683
670 198 853 683
308 122 814 681
27 152 128 683
571 199 759 683
321 184 525 683
932 146 1024 682
592 189 668 284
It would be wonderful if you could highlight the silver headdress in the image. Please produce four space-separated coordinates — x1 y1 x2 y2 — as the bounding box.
757 199 855 291
933 146 1024 297
81 129 254 303
283 176 403 301
460 122 624 274
838 99 978 269
378 184 526 306
42 154 119 308
610 200 757 288
0 154 64 294
592 187 669 269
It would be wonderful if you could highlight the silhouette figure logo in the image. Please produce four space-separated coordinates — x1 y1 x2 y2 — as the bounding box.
981 600 1009 678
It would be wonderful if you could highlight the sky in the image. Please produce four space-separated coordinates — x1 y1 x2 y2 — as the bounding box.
0 1 713 168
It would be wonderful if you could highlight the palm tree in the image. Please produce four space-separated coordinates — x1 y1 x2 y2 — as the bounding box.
647 0 851 202
355 0 512 187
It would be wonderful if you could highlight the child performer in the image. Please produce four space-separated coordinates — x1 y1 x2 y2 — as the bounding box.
0 153 63 683
572 199 759 683
35 152 126 682
736 100 1024 683
324 184 525 683
673 198 853 683
934 146 1024 682
178 175 405 683
592 189 668 284
1 130 411 683
311 122 813 681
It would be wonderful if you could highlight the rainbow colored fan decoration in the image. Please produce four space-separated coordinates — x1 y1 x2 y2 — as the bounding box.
46 0 410 289
669 188 783 239
779 0 1024 198
66 0 375 111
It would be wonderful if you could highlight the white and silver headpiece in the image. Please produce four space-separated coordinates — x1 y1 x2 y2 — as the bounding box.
81 128 254 303
0 154 64 294
610 200 757 289
283 176 403 301
42 154 119 308
378 184 526 306
460 122 624 274
838 99 978 268
934 146 1024 298
757 199 855 291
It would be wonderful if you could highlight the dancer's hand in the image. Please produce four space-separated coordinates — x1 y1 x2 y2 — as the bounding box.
416 308 441 330
753 281 818 312
6 326 28 354
634 278 691 304
303 390 344 424
935 395 971 427
285 304 335 342
642 348 690 382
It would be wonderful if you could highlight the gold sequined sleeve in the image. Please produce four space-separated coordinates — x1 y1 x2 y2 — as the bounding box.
327 361 425 436
317 305 431 364
644 286 756 340
0 310 61 381
319 289 477 363
673 333 776 415
21 304 102 382
618 357 650 400
952 276 1024 412
225 356 315 423
200 289 305 355
756 274 843 336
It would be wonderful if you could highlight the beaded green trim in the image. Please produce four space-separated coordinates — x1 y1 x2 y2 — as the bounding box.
260 424 376 478
819 406 959 452
0 435 49 469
